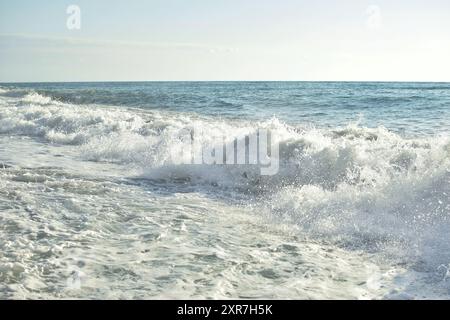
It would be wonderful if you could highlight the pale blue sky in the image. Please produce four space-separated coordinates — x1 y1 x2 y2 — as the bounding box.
1 0 450 82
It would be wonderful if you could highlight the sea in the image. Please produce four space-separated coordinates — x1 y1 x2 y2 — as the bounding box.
0 81 449 299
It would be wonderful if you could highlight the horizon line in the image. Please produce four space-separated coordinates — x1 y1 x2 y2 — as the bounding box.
2 80 450 84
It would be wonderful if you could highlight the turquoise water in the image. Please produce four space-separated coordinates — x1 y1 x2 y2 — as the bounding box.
0 82 449 299
2 81 449 135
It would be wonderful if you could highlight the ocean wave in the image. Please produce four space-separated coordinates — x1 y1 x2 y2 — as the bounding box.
134 119 449 270
76 106 449 275
1 93 449 228
1 94 448 185
21 92 55 105
0 96 148 145
1 89 449 297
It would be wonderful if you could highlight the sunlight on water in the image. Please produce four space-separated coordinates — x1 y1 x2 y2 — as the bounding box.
0 82 449 299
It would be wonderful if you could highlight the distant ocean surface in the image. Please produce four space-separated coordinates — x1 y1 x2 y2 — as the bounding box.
0 82 449 299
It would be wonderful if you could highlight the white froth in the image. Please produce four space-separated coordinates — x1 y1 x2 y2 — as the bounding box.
0 91 449 299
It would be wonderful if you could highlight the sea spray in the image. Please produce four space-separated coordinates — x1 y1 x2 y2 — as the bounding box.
0 82 449 299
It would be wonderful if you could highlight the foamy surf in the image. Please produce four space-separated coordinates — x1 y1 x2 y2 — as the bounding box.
0 83 449 299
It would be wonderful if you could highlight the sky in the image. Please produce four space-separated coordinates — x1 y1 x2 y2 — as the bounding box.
1 0 450 82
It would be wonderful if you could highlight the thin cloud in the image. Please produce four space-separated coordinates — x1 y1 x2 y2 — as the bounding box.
0 33 238 54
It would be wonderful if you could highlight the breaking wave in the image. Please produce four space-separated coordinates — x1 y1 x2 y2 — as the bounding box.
1 90 449 294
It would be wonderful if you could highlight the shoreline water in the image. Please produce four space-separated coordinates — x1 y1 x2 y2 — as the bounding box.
0 82 449 299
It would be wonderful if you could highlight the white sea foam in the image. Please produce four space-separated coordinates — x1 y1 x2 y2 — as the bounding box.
21 92 55 105
0 91 449 299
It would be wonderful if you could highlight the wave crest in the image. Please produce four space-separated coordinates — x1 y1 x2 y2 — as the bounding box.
1 90 449 294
